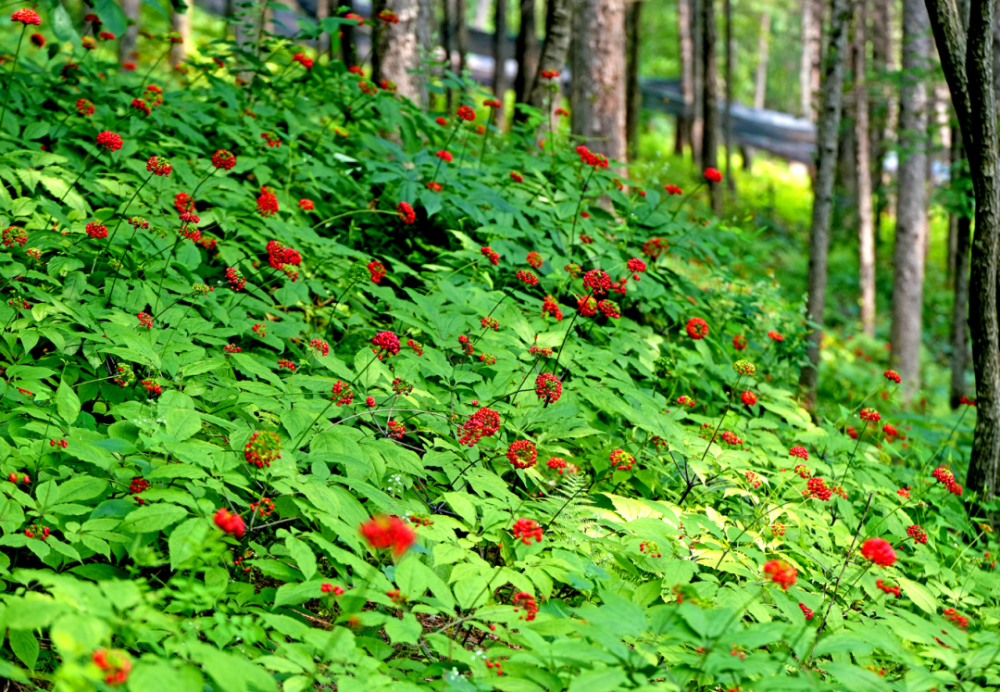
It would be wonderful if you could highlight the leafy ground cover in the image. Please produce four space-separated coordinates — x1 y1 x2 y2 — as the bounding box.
0 7 996 692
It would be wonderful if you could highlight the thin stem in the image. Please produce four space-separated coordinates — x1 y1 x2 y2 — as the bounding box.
0 25 27 134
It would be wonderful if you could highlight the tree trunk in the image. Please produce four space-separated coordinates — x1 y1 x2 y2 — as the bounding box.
889 0 930 403
723 0 734 193
570 0 627 162
856 0 876 336
171 8 190 65
373 0 421 100
754 12 771 109
493 0 510 127
415 0 436 104
800 0 823 121
474 0 491 28
951 128 972 408
315 0 329 55
626 0 642 162
870 0 893 245
525 0 572 119
701 0 720 213
692 0 704 163
340 0 358 66
677 0 695 156
443 0 455 108
925 0 1000 507
799 0 851 407
456 0 469 77
514 0 539 112
119 0 140 64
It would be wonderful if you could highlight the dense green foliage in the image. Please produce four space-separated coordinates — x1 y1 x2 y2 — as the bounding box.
0 6 996 692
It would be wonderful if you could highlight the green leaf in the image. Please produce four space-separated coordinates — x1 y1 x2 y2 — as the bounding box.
274 581 325 608
285 535 317 581
9 629 38 669
94 0 128 37
169 517 210 570
166 409 202 441
897 577 939 614
120 503 188 534
55 378 80 425
566 667 628 692
384 612 421 644
395 555 429 599
49 2 81 44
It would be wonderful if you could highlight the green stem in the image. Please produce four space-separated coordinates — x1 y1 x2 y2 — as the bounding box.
0 25 27 134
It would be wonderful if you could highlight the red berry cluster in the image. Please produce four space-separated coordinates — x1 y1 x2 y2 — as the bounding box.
223 344 240 355
529 345 555 358
526 251 543 268
141 379 161 395
130 478 149 504
907 524 928 544
2 226 26 248
575 145 608 168
368 260 386 283
292 52 313 69
763 559 796 589
792 464 810 479
214 508 245 537
897 487 911 499
212 149 237 170
610 448 635 471
639 540 662 557
250 497 275 518
512 592 538 620
860 407 881 423
96 130 123 151
686 317 709 340
641 237 668 258
805 477 832 501
861 538 897 566
535 373 562 404
516 269 539 286
542 295 563 320
598 299 620 318
745 471 762 489
146 155 172 176
309 338 330 357
480 246 500 265
876 579 901 597
299 198 314 211
741 391 758 406
582 269 612 294
771 523 786 537
457 407 501 446
372 331 401 359
86 222 108 239
49 438 68 448
547 456 568 474
7 472 29 484
360 515 417 557
278 359 296 371
789 446 809 460
256 186 279 217
507 440 538 469
932 466 963 495
244 431 281 469
884 369 901 384
392 377 413 395
733 335 748 350
332 380 354 406
387 419 406 439
719 430 743 445
436 149 453 162
25 524 50 540
943 608 969 629
677 395 696 408
512 518 544 545
137 312 153 329
92 649 132 686
321 582 345 595
226 267 246 290
12 8 41 25
481 316 500 331
799 603 814 620
261 131 281 147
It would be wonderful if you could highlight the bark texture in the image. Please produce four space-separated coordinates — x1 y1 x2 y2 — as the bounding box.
754 12 771 110
626 0 642 161
415 0 436 103
800 0 823 120
692 0 704 162
723 0 734 192
889 0 930 403
925 0 1000 507
701 0 720 213
171 8 191 65
525 0 572 114
514 0 539 108
870 0 893 243
119 0 140 65
854 0 876 336
950 129 971 408
373 0 421 101
676 0 696 155
799 0 851 406
570 0 627 162
492 0 510 128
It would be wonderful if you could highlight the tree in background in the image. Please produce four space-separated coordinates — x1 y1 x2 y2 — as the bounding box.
889 0 930 403
626 0 642 161
701 0 720 213
120 0 140 65
492 0 510 127
870 0 893 242
926 0 1000 509
514 0 539 111
570 0 627 161
676 0 695 156
373 0 421 101
854 0 875 336
524 0 572 125
171 5 190 65
800 0 822 121
800 0 851 407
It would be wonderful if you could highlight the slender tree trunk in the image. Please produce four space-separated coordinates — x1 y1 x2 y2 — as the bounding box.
800 0 823 121
855 0 876 336
800 0 851 407
570 0 627 162
119 0 140 64
415 0 436 104
493 0 510 127
171 8 190 65
693 0 705 164
373 0 421 100
443 0 455 108
701 0 720 212
870 0 893 245
340 0 358 66
889 0 930 403
514 0 539 113
925 0 1000 511
723 0 734 193
525 0 572 117
315 0 330 55
677 0 695 156
626 0 642 162
951 130 972 408
474 0 491 28
754 12 771 109
456 0 469 77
